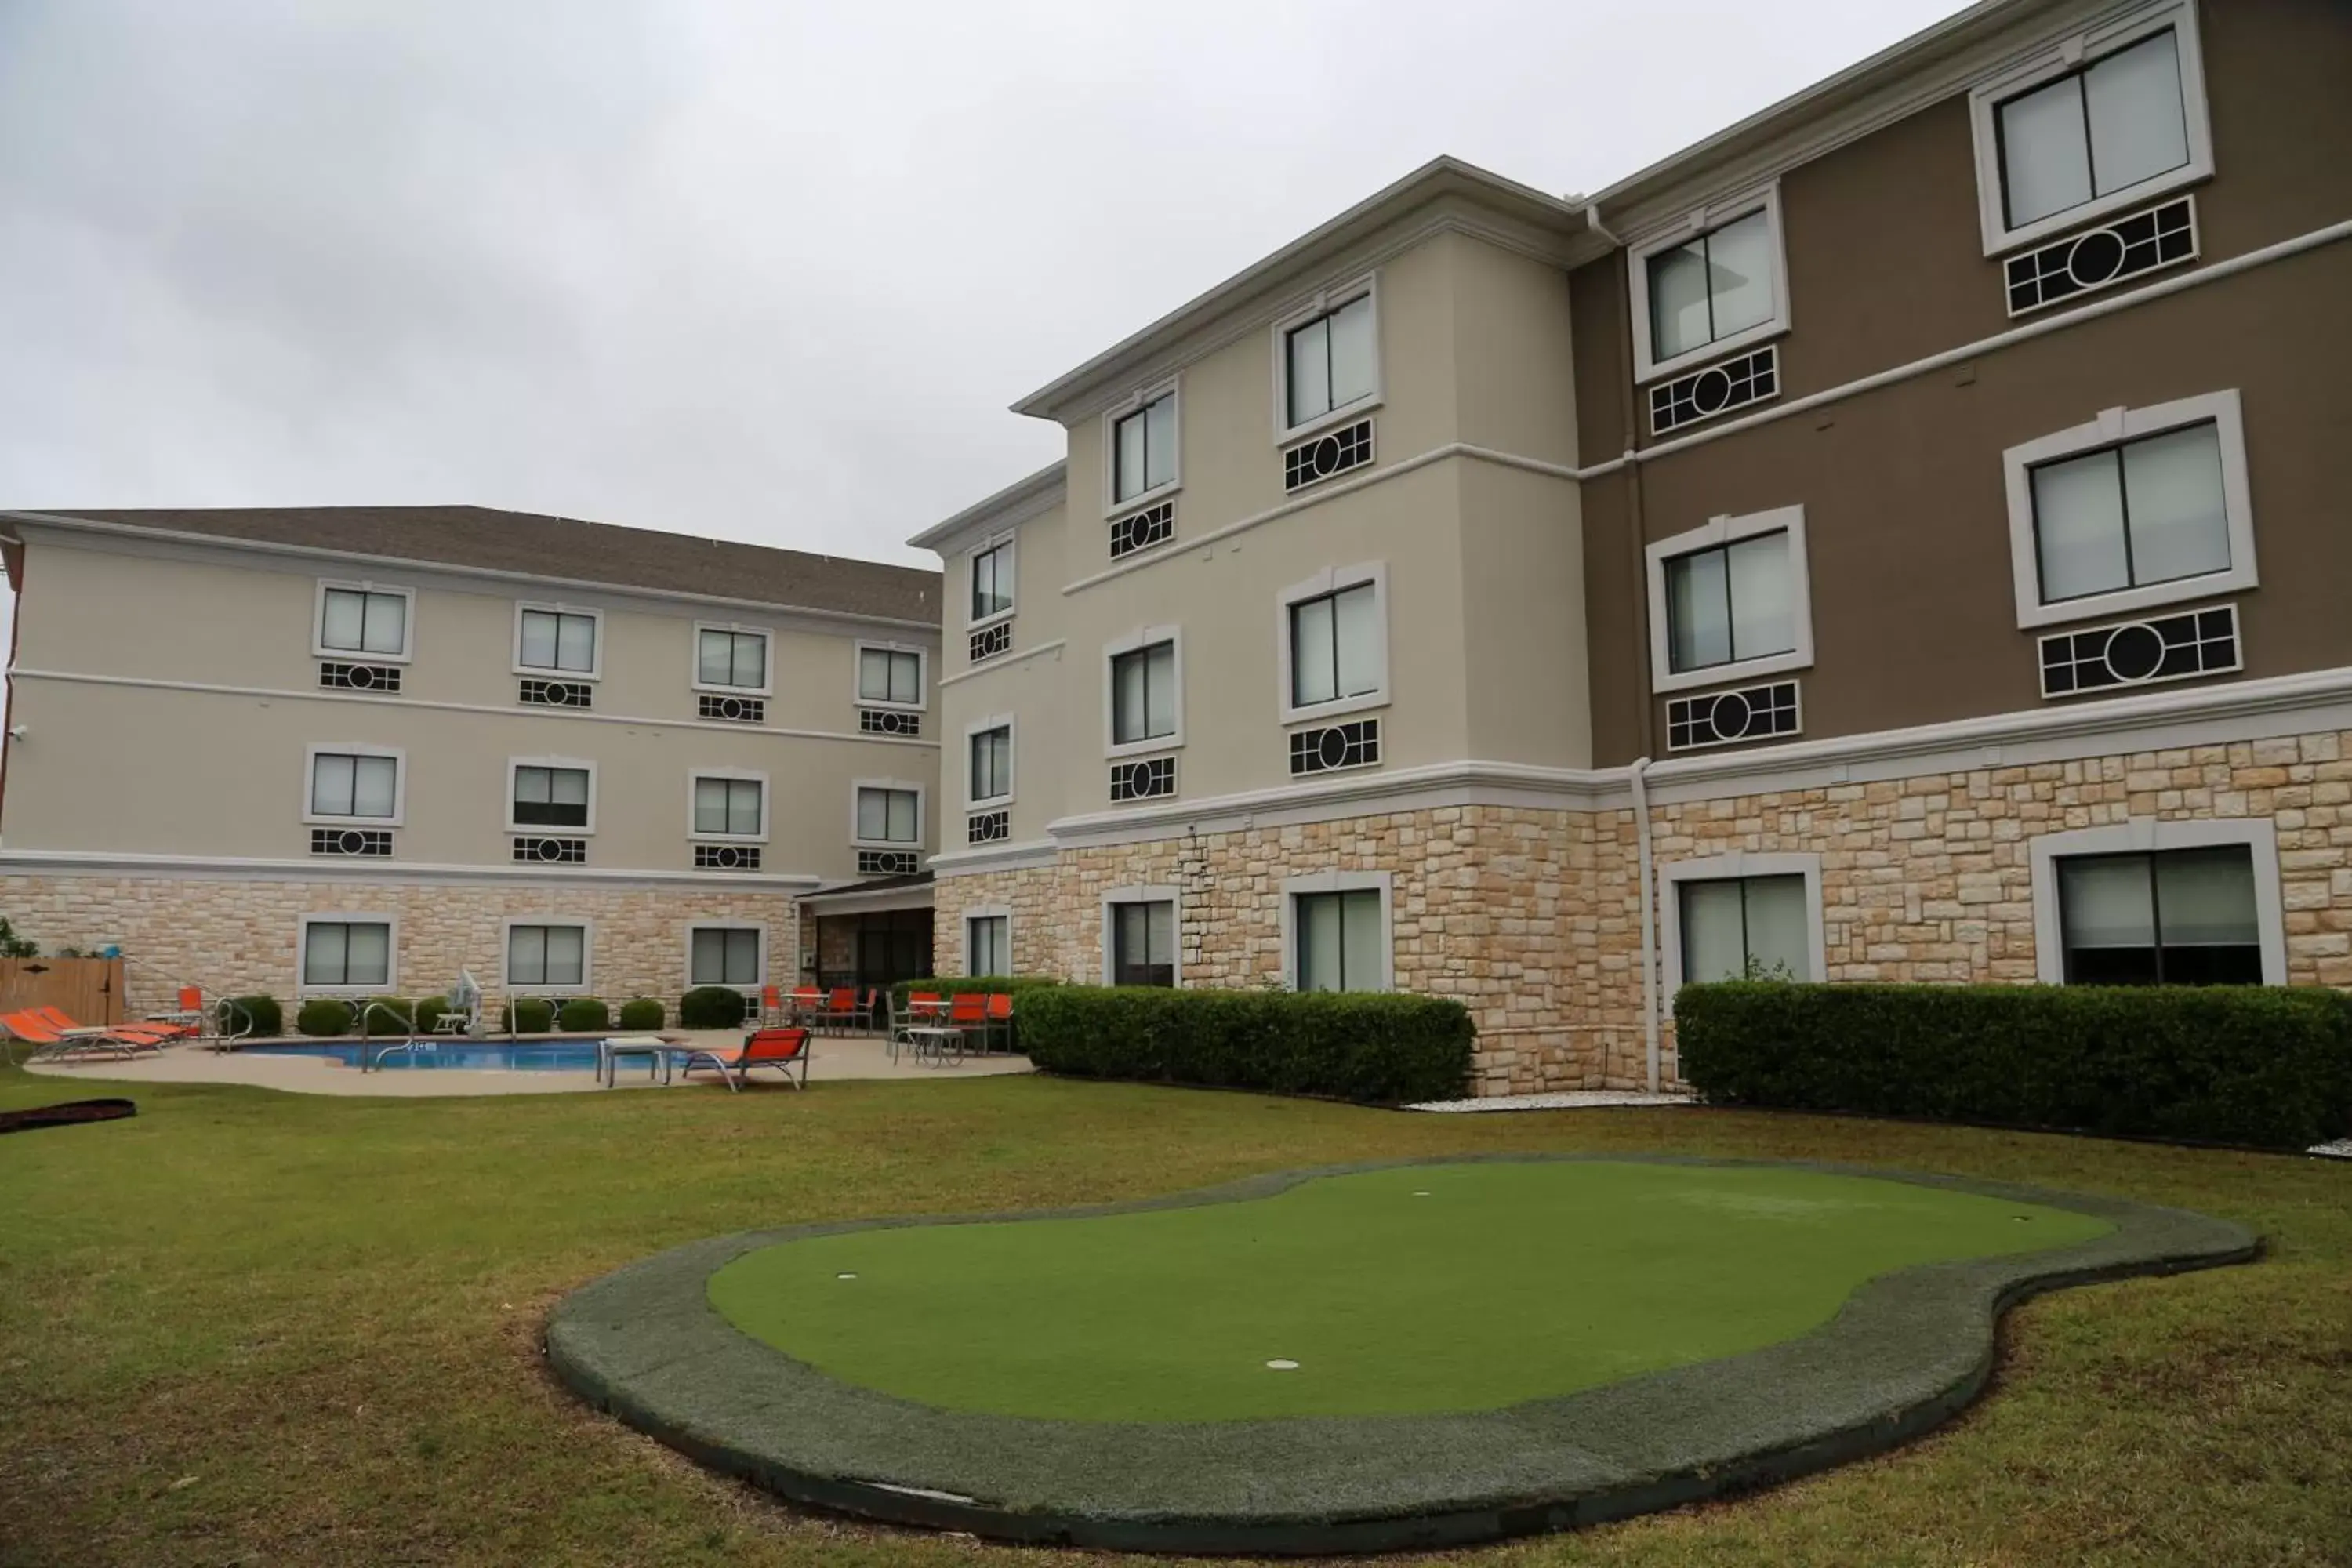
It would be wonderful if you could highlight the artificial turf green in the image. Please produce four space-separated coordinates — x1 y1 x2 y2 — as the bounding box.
706 1159 2113 1421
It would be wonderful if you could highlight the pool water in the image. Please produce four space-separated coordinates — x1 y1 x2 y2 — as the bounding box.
238 1040 632 1072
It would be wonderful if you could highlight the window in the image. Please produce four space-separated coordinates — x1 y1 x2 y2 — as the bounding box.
2056 847 2260 985
1290 884 1388 993
1284 572 1385 716
1969 2 2212 252
1645 506 1813 693
2003 390 2253 628
695 626 768 691
1109 899 1176 987
857 644 924 708
967 913 1010 978
506 924 587 990
855 785 920 844
517 606 598 675
691 775 764 839
1276 279 1377 436
301 919 392 990
1112 389 1178 506
1677 876 1811 984
1628 187 1788 382
970 539 1014 625
511 764 590 830
968 723 1012 804
1109 637 1178 752
308 750 399 822
316 584 411 660
689 926 764 989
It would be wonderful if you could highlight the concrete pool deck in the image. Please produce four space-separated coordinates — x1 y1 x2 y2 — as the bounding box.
20 1033 1034 1096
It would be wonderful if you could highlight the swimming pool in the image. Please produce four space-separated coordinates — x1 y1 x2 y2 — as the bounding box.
238 1040 641 1073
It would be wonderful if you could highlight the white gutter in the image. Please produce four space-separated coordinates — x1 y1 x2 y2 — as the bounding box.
1628 756 1661 1094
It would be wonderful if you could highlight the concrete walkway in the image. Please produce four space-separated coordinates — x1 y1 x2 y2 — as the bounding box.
20 1032 1032 1097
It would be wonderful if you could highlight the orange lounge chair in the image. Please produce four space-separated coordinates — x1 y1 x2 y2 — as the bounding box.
39 1006 190 1044
677 1027 811 1092
2 1011 151 1063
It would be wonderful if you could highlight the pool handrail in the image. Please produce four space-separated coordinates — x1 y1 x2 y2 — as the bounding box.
359 1000 423 1072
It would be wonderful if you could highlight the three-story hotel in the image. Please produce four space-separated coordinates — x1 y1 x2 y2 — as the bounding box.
6 0 2347 1092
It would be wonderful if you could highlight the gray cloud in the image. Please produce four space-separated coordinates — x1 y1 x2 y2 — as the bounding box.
0 0 1969 569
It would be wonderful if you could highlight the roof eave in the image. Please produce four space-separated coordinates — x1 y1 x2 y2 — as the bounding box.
904 461 1067 554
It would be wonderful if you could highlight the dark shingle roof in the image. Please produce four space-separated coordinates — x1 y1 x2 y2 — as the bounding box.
27 505 938 625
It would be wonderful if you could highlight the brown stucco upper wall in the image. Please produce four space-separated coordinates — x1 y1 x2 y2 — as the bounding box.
1568 256 1630 462
1581 241 2352 768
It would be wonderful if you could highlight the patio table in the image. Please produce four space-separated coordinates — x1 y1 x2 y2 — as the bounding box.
599 1035 676 1087
902 1025 970 1067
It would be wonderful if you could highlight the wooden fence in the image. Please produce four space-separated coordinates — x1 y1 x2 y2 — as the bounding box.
0 957 123 1025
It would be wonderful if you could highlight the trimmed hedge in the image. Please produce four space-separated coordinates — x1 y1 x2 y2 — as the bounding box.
617 997 666 1032
557 997 611 1033
412 996 452 1035
679 986 749 1029
888 976 1064 1007
296 998 354 1037
225 995 281 1038
1017 986 1474 1105
1676 981 2352 1152
357 997 417 1037
501 998 556 1034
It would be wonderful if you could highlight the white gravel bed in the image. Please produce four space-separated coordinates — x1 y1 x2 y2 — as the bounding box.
1406 1090 1696 1113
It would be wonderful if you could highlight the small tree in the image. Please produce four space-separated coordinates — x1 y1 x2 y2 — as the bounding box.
0 916 38 958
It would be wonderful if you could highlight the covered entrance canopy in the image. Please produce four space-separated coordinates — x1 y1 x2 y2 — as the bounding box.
796 873 935 992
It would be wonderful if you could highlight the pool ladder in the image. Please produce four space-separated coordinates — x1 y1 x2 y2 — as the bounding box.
361 1000 429 1073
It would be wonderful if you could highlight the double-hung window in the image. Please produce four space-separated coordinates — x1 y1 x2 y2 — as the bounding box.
1279 286 1377 434
968 724 1012 805
1108 899 1176 988
310 750 399 821
1109 638 1178 751
692 775 764 839
971 540 1014 624
858 644 924 708
689 926 763 989
1112 390 1178 506
1288 582 1380 711
1646 210 1776 367
2055 846 2259 985
506 924 587 989
855 786 920 844
1293 889 1385 993
697 628 767 691
302 920 392 990
517 607 598 674
1676 875 1811 985
512 764 590 830
967 913 1010 978
318 585 410 660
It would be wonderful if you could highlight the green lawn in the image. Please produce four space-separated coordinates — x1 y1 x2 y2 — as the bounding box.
710 1160 2111 1421
1 1062 2346 1566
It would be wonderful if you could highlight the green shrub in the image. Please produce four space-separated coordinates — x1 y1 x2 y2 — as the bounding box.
412 996 451 1034
296 998 355 1037
616 997 666 1032
225 995 281 1038
356 997 417 1037
1017 986 1474 1105
678 986 749 1029
557 996 611 1033
500 997 556 1033
1676 982 2352 1152
888 975 1063 1008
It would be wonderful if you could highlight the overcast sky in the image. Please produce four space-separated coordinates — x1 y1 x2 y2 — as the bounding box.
0 0 1972 573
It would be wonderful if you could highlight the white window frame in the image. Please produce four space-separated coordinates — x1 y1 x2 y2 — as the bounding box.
1270 272 1383 444
683 921 768 993
967 532 1018 631
1276 562 1391 724
962 903 1013 978
690 621 774 697
852 639 928 712
1627 182 1792 384
302 743 406 827
1102 625 1185 760
850 778 927 849
312 579 416 664
1967 0 2214 256
965 713 1016 808
499 916 595 996
2028 816 2284 985
686 768 770 844
296 912 400 996
1102 378 1182 517
504 756 598 837
511 601 604 681
2003 388 2254 630
1644 504 1814 694
1100 884 1182 987
1659 851 1827 1011
1280 869 1396 993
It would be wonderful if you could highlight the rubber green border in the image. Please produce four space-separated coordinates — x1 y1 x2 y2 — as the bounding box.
545 1155 2254 1556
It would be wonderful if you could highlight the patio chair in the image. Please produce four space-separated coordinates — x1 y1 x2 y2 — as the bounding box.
760 984 784 1025
677 1027 812 1092
819 988 859 1036
144 985 208 1036
906 989 944 1022
2 1011 151 1063
858 988 884 1033
983 991 1015 1056
38 1006 190 1044
789 986 822 1025
884 994 918 1063
945 992 989 1058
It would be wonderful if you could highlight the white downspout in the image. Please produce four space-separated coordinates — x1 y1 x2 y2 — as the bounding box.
1628 757 1660 1094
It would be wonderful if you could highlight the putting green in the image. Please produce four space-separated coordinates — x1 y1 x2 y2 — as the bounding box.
707 1160 2111 1421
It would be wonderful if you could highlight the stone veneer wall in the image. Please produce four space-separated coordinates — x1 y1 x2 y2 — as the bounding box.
935 728 2352 1095
0 873 800 1020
